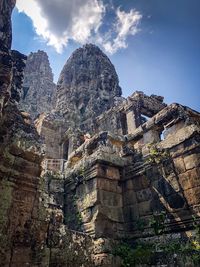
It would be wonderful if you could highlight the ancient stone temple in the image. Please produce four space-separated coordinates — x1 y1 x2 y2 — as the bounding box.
19 50 56 119
0 1 200 266
56 44 122 119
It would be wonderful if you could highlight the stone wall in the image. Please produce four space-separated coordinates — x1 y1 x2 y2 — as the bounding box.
36 91 167 163
1 1 200 265
35 113 63 159
0 1 45 265
37 167 122 267
92 91 167 136
57 103 200 266
122 104 200 238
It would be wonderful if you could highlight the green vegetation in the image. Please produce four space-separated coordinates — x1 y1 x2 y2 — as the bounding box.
135 212 166 235
45 170 62 181
135 218 146 232
76 166 87 184
37 173 51 221
115 215 200 266
65 194 83 229
114 239 200 267
192 215 200 239
114 242 154 267
149 211 166 235
65 212 82 225
147 143 169 164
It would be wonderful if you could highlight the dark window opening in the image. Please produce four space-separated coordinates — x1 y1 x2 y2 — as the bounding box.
120 112 128 135
63 140 69 160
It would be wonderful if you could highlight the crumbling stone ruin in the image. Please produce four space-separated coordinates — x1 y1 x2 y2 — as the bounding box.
0 1 200 266
19 50 56 119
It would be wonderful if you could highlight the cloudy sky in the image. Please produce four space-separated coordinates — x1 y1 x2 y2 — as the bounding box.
12 0 200 111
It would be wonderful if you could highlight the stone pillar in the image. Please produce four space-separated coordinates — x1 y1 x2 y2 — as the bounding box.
64 161 124 238
68 135 78 155
143 129 160 144
94 163 124 238
126 107 142 134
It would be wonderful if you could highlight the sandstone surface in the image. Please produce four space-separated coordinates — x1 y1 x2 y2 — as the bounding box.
20 50 56 118
56 43 123 130
1 1 200 266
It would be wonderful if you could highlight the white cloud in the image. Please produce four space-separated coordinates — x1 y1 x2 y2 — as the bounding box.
99 8 142 54
16 0 142 54
16 0 105 53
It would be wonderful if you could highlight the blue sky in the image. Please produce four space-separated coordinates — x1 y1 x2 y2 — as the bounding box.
12 0 200 111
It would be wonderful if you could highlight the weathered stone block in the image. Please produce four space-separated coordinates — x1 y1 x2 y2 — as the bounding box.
136 188 152 202
178 168 200 190
138 200 152 216
143 129 160 144
49 179 64 193
77 190 98 211
97 165 120 180
85 178 97 193
98 206 124 223
94 218 117 237
116 222 125 233
173 157 186 174
132 175 150 190
13 157 40 177
98 189 123 207
126 109 137 134
141 145 150 157
93 238 113 254
97 178 122 193
93 253 121 267
145 166 162 182
183 153 200 170
184 187 200 206
81 208 93 223
76 183 87 197
0 164 11 178
123 190 137 205
124 179 134 190
83 221 95 234
123 204 139 222
161 125 198 151
163 121 185 139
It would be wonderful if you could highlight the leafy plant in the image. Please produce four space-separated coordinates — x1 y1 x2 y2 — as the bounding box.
192 215 200 240
114 240 200 266
149 211 166 235
114 242 153 267
147 143 169 164
136 218 146 231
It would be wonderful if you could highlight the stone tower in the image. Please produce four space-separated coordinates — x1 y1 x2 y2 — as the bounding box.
55 44 122 131
20 50 56 118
